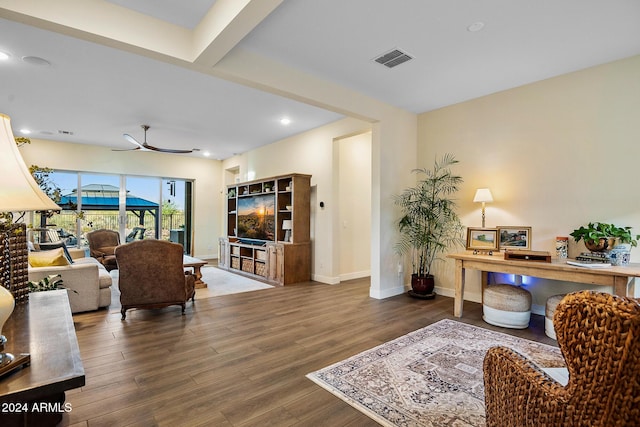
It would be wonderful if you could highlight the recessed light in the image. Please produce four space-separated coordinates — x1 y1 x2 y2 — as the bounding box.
203 151 211 157
467 22 485 32
280 117 291 125
0 51 10 60
19 129 31 134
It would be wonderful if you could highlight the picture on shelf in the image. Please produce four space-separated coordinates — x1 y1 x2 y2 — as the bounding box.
466 228 499 250
237 194 276 241
498 226 532 250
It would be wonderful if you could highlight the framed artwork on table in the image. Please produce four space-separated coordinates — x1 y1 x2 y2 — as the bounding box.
498 226 532 250
466 228 499 251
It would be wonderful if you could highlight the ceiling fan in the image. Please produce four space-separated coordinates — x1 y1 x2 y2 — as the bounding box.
118 125 195 154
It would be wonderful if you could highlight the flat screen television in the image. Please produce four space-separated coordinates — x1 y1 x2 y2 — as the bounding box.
236 194 275 242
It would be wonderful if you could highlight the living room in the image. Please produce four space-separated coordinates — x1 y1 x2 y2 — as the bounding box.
2 1 640 425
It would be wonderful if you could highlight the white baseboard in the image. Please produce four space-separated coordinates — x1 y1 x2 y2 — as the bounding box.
370 285 405 299
312 273 340 284
340 270 370 282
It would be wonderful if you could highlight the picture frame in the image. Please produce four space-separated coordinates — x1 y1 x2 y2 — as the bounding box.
498 226 532 250
466 228 499 251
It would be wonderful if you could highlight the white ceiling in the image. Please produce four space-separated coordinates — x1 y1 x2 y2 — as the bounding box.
1 0 640 159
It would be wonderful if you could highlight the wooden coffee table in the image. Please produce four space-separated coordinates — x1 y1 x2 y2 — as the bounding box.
183 255 208 288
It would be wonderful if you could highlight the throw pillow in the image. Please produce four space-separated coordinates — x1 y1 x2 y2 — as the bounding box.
39 241 75 264
28 248 70 267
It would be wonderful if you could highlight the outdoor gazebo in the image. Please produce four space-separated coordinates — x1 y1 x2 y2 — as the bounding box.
59 184 159 235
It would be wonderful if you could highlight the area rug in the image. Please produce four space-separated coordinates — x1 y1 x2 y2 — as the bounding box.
194 266 273 298
306 319 565 427
111 266 273 301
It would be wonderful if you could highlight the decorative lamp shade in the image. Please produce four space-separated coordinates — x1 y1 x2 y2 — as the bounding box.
0 113 60 213
282 220 292 230
473 188 493 203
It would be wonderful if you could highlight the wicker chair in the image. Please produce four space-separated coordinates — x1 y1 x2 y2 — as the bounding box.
483 290 640 426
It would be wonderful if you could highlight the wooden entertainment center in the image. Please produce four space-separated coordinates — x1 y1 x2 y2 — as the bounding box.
218 173 311 285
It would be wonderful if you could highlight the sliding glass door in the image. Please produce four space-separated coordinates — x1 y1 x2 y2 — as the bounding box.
30 170 193 254
125 176 160 242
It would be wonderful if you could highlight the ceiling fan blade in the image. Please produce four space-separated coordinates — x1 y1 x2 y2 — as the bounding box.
112 147 141 152
142 142 193 154
123 133 145 149
122 126 192 154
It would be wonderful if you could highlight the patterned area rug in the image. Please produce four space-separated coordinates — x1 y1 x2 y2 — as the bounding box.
111 266 273 302
306 319 565 426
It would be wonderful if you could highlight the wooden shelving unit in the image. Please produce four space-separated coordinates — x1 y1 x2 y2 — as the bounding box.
219 173 311 285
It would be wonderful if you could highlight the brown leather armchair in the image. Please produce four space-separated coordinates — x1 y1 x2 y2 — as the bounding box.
115 239 195 320
86 229 120 271
483 290 640 427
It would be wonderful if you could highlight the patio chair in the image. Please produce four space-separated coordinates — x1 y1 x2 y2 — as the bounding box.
126 226 146 242
115 239 195 320
483 290 640 426
86 229 120 271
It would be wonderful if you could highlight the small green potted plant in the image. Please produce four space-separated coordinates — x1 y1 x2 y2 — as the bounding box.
570 222 639 252
28 274 77 293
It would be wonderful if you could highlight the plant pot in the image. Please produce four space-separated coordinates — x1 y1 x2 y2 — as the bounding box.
411 274 435 295
585 238 615 252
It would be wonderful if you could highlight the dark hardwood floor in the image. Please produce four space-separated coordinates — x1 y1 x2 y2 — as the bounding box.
63 276 557 426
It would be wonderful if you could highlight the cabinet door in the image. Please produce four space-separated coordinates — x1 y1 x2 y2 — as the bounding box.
218 238 228 269
275 244 285 284
267 244 278 282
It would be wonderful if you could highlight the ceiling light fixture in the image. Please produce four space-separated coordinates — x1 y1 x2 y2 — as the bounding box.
280 117 291 125
19 129 31 135
467 22 485 32
0 52 9 61
21 56 51 67
203 151 211 157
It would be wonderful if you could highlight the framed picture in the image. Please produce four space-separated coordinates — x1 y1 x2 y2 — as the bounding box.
466 228 499 250
498 226 532 250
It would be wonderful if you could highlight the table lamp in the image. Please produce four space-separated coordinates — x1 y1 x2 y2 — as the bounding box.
282 220 292 242
473 188 493 228
1 113 60 376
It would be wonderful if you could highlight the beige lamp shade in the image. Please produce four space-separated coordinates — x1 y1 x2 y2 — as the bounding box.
473 188 494 203
0 113 60 213
281 220 292 230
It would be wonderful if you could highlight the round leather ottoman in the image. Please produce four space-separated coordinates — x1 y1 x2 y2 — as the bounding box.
545 294 565 340
483 284 532 329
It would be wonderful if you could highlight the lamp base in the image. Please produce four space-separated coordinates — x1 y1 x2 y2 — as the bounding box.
0 352 30 378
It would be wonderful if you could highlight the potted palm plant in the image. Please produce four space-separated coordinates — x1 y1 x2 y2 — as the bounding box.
394 153 465 297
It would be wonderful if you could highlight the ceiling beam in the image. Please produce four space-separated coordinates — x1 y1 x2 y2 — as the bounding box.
192 0 284 68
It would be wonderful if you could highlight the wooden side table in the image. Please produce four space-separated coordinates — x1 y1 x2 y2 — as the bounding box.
183 256 208 288
0 290 85 426
447 252 640 318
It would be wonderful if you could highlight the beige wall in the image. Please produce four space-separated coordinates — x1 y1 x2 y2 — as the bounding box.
19 139 223 258
418 54 640 311
338 131 372 281
222 117 372 284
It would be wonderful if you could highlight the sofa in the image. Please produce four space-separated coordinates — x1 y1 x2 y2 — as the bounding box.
28 247 112 313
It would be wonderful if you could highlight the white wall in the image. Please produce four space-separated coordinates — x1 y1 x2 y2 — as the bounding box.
19 138 223 259
418 55 640 311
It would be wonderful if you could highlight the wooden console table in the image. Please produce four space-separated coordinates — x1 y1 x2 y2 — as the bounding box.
447 252 640 318
0 290 85 426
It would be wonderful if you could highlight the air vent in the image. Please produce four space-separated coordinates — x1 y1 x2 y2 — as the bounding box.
58 130 74 135
373 48 413 68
